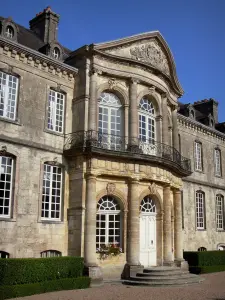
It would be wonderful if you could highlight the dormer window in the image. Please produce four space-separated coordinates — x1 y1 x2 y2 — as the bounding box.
5 26 14 39
53 47 60 59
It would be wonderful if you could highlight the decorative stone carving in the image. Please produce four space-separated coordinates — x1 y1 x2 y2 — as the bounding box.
148 182 157 194
106 183 116 195
130 41 170 76
108 78 116 90
148 85 156 94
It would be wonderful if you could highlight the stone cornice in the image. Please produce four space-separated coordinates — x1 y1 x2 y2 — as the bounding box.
178 113 225 142
0 36 78 81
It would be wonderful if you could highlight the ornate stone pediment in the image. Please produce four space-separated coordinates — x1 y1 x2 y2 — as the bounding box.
130 40 170 76
92 31 184 96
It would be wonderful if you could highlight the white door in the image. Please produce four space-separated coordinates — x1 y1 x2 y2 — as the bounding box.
140 214 157 266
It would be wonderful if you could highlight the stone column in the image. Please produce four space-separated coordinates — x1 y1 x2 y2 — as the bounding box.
123 209 128 254
129 79 139 147
174 189 183 261
127 179 140 264
88 69 98 132
161 93 169 145
84 174 102 286
172 108 179 151
163 185 173 264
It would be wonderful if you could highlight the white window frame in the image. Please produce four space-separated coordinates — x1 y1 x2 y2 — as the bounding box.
215 149 221 177
0 71 18 121
5 26 13 38
96 196 122 250
0 156 13 218
47 89 65 133
216 194 224 230
196 191 205 230
195 142 202 171
0 251 9 258
98 93 123 150
40 250 62 257
41 164 63 221
53 48 60 59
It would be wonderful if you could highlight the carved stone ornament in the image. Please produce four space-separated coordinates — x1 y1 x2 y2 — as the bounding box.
108 78 116 90
148 182 157 195
148 85 156 94
130 40 170 76
106 183 116 195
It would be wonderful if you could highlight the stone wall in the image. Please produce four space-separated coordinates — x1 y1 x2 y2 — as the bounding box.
178 115 225 251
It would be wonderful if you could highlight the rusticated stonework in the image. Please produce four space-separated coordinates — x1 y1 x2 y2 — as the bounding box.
130 40 170 76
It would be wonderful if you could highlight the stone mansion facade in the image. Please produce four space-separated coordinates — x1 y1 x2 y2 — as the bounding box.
0 6 225 282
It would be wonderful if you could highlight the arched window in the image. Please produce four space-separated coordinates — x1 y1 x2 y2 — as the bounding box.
0 154 14 217
218 244 225 251
53 47 60 59
40 250 62 257
0 251 9 258
5 26 14 39
196 191 205 230
216 194 224 230
140 196 156 213
98 92 123 150
198 247 207 252
96 196 121 250
139 97 156 154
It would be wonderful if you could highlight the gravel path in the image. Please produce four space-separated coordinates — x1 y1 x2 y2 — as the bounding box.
11 272 225 300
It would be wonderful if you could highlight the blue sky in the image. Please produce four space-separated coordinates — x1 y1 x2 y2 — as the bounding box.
1 0 225 121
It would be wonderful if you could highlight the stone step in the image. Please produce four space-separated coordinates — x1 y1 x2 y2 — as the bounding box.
143 266 183 273
138 270 189 277
130 274 199 282
122 277 204 287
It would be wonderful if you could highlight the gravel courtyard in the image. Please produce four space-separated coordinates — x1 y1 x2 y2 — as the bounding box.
11 272 225 300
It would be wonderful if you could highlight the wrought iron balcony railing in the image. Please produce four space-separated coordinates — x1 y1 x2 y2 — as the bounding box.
64 130 192 175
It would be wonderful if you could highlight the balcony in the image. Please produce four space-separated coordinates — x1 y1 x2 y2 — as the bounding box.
64 130 192 176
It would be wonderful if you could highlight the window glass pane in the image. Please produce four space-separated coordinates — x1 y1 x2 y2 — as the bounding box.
41 164 62 220
48 90 64 133
0 156 13 217
196 192 205 229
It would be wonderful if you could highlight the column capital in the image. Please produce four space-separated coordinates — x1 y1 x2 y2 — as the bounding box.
130 77 140 84
162 92 169 98
156 115 163 121
85 173 97 180
89 67 102 76
163 183 171 188
128 177 139 184
172 188 182 194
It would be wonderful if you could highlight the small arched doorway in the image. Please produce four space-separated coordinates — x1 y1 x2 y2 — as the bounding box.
139 196 157 266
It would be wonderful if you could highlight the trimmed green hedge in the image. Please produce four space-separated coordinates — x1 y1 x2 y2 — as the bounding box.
0 257 84 286
189 265 225 274
183 251 225 267
0 277 90 300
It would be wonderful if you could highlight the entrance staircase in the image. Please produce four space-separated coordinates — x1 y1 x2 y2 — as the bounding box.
122 266 204 287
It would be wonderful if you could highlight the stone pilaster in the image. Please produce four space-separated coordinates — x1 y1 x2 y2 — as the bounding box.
174 189 184 261
84 174 103 286
163 185 173 264
123 179 140 279
172 108 179 151
124 104 129 145
129 79 139 147
162 93 169 145
88 68 98 131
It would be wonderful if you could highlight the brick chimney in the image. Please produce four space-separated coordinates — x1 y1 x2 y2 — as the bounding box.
29 6 60 44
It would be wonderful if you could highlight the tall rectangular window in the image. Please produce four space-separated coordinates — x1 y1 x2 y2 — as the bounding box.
196 191 205 229
0 71 18 120
195 142 202 171
47 90 64 133
41 164 62 220
216 194 224 230
0 156 13 217
215 149 221 176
